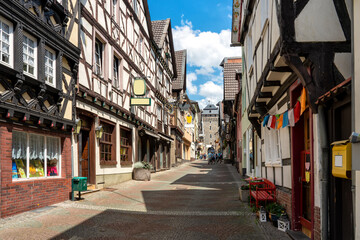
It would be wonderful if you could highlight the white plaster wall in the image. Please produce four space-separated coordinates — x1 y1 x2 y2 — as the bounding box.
335 53 352 80
267 167 274 183
295 0 346 42
262 166 266 178
78 63 89 89
270 0 280 51
283 165 292 189
274 167 282 186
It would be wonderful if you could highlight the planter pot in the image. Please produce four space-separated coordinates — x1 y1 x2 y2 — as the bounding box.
133 168 151 181
270 213 279 227
239 188 249 202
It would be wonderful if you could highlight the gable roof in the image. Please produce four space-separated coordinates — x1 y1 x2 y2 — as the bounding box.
151 19 177 79
173 50 187 91
220 57 242 101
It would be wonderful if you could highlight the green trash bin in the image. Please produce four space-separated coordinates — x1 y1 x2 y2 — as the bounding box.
72 177 87 201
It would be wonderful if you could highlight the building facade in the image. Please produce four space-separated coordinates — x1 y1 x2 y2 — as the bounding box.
0 0 80 217
202 104 219 153
73 0 176 188
233 0 353 239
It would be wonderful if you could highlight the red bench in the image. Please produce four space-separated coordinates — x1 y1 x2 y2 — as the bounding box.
249 179 276 208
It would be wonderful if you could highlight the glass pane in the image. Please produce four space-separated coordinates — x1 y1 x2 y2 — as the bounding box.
29 39 34 48
2 54 9 63
23 63 27 71
2 23 9 34
29 134 45 178
29 66 34 74
47 137 59 177
12 132 27 179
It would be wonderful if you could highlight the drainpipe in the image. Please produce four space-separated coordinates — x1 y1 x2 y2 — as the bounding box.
318 106 328 240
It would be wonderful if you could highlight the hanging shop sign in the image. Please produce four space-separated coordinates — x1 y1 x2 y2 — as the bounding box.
130 78 151 106
231 0 243 46
262 87 307 130
185 113 194 128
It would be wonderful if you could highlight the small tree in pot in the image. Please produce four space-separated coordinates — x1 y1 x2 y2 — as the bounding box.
133 161 152 181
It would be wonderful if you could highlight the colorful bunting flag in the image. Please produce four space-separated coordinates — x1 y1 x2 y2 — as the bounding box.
263 115 270 127
270 115 276 129
282 111 289 128
277 114 283 129
288 108 295 127
267 115 273 128
300 87 307 115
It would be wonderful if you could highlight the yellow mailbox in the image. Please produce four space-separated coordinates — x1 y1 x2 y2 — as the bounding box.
331 140 352 179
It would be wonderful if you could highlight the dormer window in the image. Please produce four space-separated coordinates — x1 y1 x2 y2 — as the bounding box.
45 47 56 87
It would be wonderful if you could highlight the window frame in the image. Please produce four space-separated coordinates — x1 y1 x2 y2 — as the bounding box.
44 46 56 87
94 39 103 77
264 128 282 167
99 121 116 166
113 55 120 89
12 131 61 181
23 32 38 78
0 16 13 68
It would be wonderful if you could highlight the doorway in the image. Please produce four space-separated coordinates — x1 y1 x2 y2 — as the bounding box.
78 114 95 184
79 130 90 178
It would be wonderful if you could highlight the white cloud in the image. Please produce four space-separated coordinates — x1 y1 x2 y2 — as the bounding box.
186 72 198 95
172 20 241 70
197 81 223 109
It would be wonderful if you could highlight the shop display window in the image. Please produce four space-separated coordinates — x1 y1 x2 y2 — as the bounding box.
12 131 61 179
120 127 132 167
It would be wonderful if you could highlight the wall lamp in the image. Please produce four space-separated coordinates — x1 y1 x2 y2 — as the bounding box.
95 125 104 139
73 119 81 134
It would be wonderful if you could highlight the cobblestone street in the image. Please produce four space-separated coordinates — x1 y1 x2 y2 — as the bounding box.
0 161 290 240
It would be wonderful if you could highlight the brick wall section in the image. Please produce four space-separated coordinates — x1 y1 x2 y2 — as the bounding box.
0 124 72 218
276 187 292 221
314 206 321 240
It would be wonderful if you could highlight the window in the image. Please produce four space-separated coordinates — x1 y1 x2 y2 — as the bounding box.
113 56 119 88
45 47 56 87
165 78 170 92
95 39 103 76
120 128 132 167
157 68 163 86
133 0 138 15
264 128 281 166
210 134 212 139
210 126 211 130
112 0 117 19
12 131 60 179
100 123 116 165
23 33 37 77
157 105 162 121
0 17 12 66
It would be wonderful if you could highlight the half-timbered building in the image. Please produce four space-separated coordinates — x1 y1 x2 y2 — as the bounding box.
233 0 352 239
0 0 80 217
170 49 186 166
74 0 176 188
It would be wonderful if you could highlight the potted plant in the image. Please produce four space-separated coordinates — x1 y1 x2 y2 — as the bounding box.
133 161 152 181
239 184 250 202
267 203 284 227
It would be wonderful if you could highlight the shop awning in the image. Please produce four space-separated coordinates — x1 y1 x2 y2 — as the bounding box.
159 132 174 142
143 129 159 140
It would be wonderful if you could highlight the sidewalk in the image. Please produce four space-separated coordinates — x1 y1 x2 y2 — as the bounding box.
0 160 290 240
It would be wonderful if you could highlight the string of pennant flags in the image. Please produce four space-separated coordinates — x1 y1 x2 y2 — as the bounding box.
262 87 307 130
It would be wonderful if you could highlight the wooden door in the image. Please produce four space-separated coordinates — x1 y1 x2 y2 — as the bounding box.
79 130 90 178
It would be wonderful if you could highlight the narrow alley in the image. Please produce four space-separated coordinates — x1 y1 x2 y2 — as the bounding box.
0 161 289 240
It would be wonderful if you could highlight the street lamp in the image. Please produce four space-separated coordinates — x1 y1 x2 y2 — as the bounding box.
95 125 104 139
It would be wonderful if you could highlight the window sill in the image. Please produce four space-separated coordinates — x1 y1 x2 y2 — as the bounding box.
100 160 117 166
12 176 63 182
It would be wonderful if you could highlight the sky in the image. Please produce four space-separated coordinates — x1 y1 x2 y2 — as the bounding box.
148 0 242 109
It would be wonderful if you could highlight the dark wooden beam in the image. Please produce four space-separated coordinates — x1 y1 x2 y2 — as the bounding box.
294 0 310 18
264 80 281 87
333 0 351 41
258 92 272 98
283 41 351 55
249 117 261 138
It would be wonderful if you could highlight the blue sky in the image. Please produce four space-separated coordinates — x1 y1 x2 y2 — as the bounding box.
148 0 242 109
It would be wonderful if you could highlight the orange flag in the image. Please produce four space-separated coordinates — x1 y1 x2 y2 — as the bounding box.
277 114 283 129
300 87 307 115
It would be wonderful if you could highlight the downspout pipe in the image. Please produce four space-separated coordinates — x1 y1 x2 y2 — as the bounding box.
317 106 329 240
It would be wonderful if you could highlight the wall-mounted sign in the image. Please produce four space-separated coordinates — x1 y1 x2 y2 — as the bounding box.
186 114 192 124
231 0 243 46
130 78 151 106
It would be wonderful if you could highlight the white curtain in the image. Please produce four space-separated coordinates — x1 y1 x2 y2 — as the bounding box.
12 132 27 159
29 134 44 160
47 137 59 160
